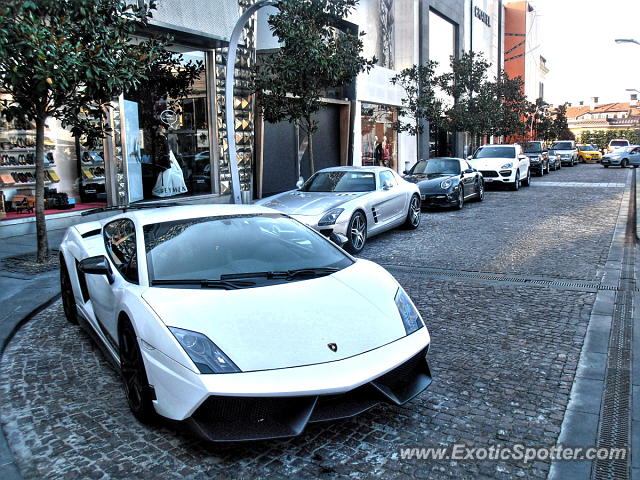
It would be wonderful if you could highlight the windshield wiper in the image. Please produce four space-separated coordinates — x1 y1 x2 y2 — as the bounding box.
151 279 256 289
220 267 340 281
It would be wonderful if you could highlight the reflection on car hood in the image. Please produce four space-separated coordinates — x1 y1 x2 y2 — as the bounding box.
256 190 368 216
141 260 407 372
403 173 456 192
468 158 513 169
552 150 574 154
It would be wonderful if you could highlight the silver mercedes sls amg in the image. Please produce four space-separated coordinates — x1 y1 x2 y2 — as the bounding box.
255 166 422 253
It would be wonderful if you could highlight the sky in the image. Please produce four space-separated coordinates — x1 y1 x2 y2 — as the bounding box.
532 0 640 106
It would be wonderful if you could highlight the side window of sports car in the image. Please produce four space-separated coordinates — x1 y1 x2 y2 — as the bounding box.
103 219 139 284
379 171 396 188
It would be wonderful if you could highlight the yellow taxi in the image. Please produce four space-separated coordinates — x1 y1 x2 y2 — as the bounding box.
577 144 602 163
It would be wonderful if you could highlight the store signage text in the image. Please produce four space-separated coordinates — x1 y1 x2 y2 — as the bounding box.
474 6 491 27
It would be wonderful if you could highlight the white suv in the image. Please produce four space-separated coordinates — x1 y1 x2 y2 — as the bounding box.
468 144 531 191
607 139 630 153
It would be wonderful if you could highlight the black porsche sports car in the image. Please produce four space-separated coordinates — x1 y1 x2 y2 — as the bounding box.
403 157 485 210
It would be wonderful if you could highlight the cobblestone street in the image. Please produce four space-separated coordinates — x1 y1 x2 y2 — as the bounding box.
0 164 633 479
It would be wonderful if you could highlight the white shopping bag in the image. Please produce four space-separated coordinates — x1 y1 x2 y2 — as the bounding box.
152 150 188 197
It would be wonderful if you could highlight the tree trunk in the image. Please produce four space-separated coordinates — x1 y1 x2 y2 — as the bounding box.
308 129 314 175
34 114 49 263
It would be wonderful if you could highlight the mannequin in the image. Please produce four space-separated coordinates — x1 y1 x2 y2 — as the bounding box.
374 135 383 165
382 135 391 167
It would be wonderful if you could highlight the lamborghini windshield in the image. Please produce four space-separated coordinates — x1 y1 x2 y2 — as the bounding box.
144 214 352 285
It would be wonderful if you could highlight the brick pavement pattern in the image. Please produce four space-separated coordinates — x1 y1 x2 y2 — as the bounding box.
0 164 630 479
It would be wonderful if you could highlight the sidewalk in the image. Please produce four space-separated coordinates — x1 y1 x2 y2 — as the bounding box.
0 230 65 480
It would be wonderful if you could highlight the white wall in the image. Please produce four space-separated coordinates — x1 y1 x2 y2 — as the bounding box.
351 0 419 173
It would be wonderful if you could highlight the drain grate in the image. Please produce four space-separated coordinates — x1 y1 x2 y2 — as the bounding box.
592 292 632 480
382 264 634 293
591 174 635 480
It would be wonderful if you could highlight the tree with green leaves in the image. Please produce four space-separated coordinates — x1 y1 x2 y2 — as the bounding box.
552 104 574 140
438 52 531 149
390 62 445 159
253 0 375 175
489 72 530 138
439 51 492 150
0 0 164 263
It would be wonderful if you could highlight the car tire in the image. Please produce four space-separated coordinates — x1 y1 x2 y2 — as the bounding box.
455 186 464 210
60 255 79 325
622 159 629 168
511 172 520 191
522 169 531 187
546 162 551 174
604 165 609 168
345 211 367 254
476 181 485 202
403 194 421 229
119 319 158 425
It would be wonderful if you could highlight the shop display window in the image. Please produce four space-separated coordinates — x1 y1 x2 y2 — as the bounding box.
125 47 211 200
0 96 107 219
361 103 398 169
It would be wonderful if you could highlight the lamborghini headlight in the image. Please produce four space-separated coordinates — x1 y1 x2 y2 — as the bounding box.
440 178 453 190
169 327 240 374
395 287 424 335
318 208 344 226
501 162 513 169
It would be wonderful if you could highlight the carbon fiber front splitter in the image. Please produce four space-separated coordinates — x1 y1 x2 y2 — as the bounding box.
178 347 432 442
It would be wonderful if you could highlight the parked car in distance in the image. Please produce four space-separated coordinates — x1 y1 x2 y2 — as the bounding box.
601 145 640 168
607 138 630 153
467 144 530 191
576 144 602 163
256 166 421 254
547 149 562 171
519 141 550 175
59 205 432 441
403 157 484 210
550 140 578 166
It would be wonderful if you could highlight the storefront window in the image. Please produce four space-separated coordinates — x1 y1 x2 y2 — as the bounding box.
361 103 398 169
0 94 106 220
124 47 210 200
429 10 456 158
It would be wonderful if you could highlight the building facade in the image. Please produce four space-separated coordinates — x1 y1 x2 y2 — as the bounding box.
567 95 640 140
0 0 248 235
503 1 545 102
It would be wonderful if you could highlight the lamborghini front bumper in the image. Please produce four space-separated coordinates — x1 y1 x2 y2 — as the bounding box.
140 328 431 441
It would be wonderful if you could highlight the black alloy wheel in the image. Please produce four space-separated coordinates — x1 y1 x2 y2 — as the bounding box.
455 186 464 209
60 256 79 325
119 320 157 424
345 211 367 254
403 194 421 229
476 181 485 202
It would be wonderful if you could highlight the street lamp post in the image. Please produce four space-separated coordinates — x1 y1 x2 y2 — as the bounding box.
225 0 277 204
615 38 640 46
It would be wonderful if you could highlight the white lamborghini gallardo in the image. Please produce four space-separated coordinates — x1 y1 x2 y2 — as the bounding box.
59 204 432 441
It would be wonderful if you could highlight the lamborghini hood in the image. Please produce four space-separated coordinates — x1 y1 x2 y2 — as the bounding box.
142 260 408 372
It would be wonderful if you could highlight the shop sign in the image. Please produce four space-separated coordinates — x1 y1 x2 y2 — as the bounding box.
474 6 491 27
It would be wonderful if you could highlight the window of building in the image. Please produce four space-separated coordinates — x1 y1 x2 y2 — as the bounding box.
361 103 398 169
124 46 211 200
0 94 107 220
